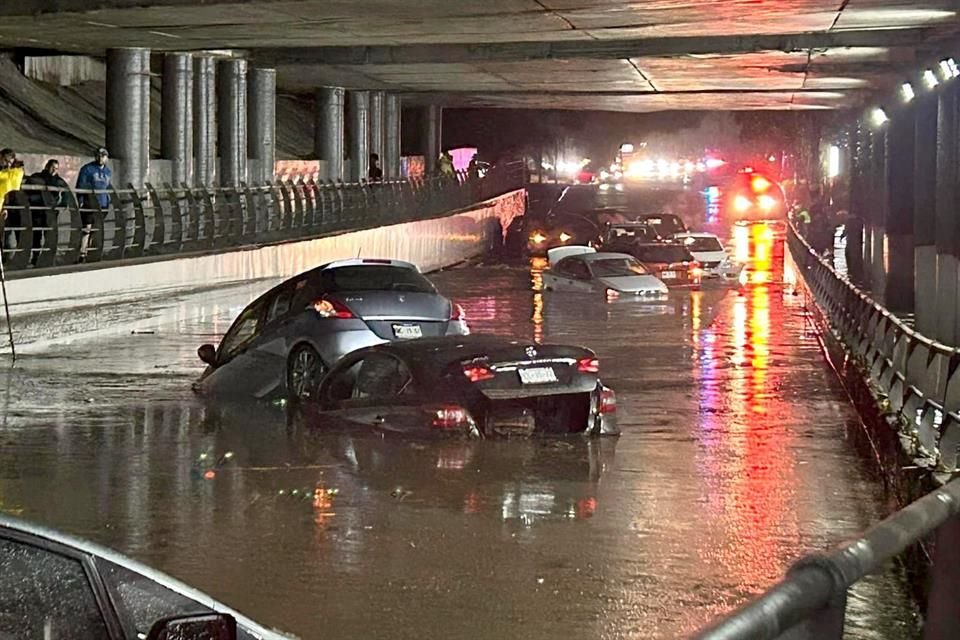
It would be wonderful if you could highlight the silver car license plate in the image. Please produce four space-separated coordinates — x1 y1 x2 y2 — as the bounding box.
661 270 676 279
518 367 558 384
393 324 423 339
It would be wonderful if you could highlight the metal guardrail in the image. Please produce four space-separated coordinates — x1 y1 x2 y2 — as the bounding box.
690 222 960 640
786 223 960 476
0 161 526 271
691 479 960 640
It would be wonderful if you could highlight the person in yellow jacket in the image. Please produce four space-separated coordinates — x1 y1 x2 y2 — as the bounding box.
0 149 25 256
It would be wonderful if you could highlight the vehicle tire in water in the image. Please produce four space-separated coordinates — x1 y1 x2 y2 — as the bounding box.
286 344 326 401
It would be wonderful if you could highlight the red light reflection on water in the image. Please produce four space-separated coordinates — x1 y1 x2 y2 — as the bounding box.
694 281 800 586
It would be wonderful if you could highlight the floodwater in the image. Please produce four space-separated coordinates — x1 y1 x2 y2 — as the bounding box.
0 185 917 639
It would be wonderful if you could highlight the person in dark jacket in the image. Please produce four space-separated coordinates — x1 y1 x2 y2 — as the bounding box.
25 159 70 266
75 147 112 260
368 153 383 181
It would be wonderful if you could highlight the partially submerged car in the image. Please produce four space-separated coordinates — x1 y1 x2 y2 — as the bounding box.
299 335 619 438
542 246 668 298
633 213 688 237
621 242 702 287
603 221 664 248
194 259 469 401
0 513 291 640
673 232 742 280
526 214 603 256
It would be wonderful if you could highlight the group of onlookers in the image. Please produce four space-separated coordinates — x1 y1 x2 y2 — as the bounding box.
0 147 112 264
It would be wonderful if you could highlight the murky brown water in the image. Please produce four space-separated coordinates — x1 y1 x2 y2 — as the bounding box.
0 186 918 639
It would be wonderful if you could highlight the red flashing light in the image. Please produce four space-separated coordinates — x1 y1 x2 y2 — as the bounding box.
431 405 471 430
312 297 355 319
577 357 600 374
462 363 495 383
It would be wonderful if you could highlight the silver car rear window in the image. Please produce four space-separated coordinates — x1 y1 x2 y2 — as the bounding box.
319 266 437 293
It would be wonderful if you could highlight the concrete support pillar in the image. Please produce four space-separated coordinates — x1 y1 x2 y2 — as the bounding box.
348 90 370 182
914 93 939 336
384 94 401 179
248 67 276 185
423 105 442 174
106 48 151 189
193 56 216 188
217 58 247 187
161 53 193 187
883 106 915 313
314 87 345 182
864 129 887 290
369 91 385 167
847 122 866 283
935 82 959 345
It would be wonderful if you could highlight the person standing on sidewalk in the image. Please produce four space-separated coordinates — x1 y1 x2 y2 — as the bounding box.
0 149 25 259
75 148 112 261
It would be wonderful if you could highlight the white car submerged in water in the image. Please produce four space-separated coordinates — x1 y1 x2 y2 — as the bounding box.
673 232 742 280
542 246 668 298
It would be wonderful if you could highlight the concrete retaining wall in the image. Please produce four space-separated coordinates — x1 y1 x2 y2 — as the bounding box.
3 189 525 348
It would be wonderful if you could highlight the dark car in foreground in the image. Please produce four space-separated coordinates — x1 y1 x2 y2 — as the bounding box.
0 514 291 640
299 335 619 438
194 259 469 401
621 242 702 287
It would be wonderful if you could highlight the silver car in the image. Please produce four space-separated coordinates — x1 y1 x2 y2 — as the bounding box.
0 513 292 639
194 259 469 400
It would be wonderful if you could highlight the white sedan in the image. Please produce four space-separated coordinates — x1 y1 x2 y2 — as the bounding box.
673 232 742 280
543 246 668 298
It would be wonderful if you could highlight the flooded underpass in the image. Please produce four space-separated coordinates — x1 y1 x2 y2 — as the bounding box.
0 188 918 639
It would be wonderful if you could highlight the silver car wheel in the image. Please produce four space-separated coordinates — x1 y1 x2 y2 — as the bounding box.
287 345 325 401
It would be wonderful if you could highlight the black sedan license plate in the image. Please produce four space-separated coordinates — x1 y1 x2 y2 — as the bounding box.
393 324 423 339
518 367 558 384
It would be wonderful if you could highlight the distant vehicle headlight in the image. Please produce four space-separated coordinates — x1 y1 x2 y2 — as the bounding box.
734 195 752 212
559 232 572 242
758 195 777 211
531 232 547 244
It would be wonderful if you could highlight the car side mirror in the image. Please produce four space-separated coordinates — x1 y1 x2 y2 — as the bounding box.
146 613 237 640
198 344 217 366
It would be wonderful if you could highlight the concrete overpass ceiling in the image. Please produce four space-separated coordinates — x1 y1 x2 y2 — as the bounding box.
0 0 956 111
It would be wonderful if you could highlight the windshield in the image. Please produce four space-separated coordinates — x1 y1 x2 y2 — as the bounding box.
639 215 685 235
589 258 649 278
681 236 724 252
319 266 436 293
633 245 692 264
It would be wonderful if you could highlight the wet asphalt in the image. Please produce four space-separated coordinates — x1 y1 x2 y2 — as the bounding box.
0 185 917 639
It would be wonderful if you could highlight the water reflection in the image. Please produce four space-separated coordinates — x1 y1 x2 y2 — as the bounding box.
0 212 917 639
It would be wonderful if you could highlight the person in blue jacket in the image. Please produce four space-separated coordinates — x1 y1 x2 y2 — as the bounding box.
75 147 112 260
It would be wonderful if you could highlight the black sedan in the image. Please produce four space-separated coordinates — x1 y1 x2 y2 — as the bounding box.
299 335 619 438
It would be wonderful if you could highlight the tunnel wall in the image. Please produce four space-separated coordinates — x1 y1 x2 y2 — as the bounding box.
2 189 525 346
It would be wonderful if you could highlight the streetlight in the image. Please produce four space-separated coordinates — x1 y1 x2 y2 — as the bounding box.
901 82 915 102
924 69 940 89
870 107 889 127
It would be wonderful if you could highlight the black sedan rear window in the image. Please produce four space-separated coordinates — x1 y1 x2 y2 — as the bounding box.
633 245 693 264
320 266 437 293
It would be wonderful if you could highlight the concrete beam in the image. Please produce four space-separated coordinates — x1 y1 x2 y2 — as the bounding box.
398 88 872 98
255 29 933 66
0 0 269 16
